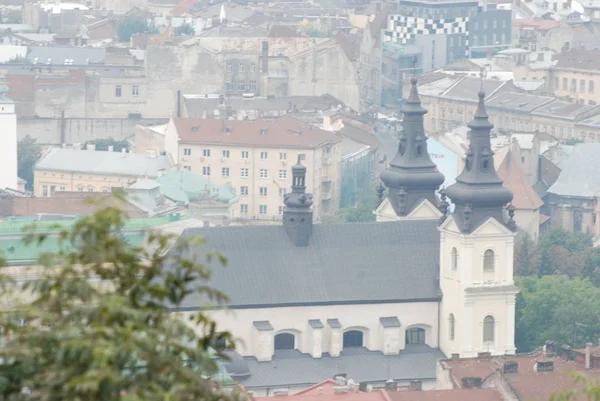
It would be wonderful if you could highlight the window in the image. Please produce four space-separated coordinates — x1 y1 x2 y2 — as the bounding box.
250 63 256 72
87 186 94 192
203 149 211 157
225 82 233 91
343 330 364 348
260 151 268 160
237 80 245 91
502 19 507 28
492 19 497 28
279 169 287 179
590 80 595 93
259 187 267 196
274 333 295 350
451 247 458 272
222 150 230 158
571 79 576 92
483 316 495 343
241 168 249 178
563 78 568 90
240 204 248 213
280 152 287 161
248 80 257 91
580 79 586 93
183 148 192 156
259 205 267 214
240 186 248 195
239 63 245 72
77 186 83 192
222 167 229 177
182 165 190 171
279 188 287 197
59 186 65 191
259 169 268 179
406 327 426 345
449 314 455 340
42 185 48 197
115 85 122 97
202 166 211 176
483 249 495 272
278 206 284 215
241 151 249 159
573 209 583 232
132 85 139 96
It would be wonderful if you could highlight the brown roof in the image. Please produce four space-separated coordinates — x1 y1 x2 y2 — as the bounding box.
553 48 600 71
445 354 600 401
254 380 391 401
388 389 503 401
268 25 302 37
369 4 391 38
512 19 560 31
5 73 34 102
496 150 543 210
172 117 341 148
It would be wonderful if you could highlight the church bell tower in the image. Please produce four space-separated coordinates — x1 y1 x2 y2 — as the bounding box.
376 78 445 221
283 156 313 247
439 88 519 358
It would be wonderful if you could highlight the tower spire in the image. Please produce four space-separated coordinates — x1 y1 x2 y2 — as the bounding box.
379 77 445 217
445 89 513 233
283 155 313 246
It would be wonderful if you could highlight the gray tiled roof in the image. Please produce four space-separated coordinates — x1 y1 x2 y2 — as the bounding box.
327 318 342 328
548 143 600 197
27 46 106 65
309 319 324 329
35 148 172 178
240 345 445 389
380 317 401 328
173 220 441 309
253 321 274 331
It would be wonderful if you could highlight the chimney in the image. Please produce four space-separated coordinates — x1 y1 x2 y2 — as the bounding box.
535 360 554 372
327 319 342 357
308 319 324 358
121 148 127 153
461 377 482 389
108 145 114 152
544 340 555 357
282 155 313 247
88 144 96 151
451 353 460 361
409 380 422 391
261 41 269 74
253 321 274 362
586 342 593 369
385 380 398 392
503 361 518 374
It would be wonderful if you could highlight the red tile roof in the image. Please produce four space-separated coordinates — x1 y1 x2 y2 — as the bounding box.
496 150 543 210
172 117 341 148
5 73 34 102
254 380 391 401
388 389 503 401
445 354 600 401
512 19 561 31
171 0 197 16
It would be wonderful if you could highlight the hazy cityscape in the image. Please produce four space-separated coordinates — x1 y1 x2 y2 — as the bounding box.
0 0 599 398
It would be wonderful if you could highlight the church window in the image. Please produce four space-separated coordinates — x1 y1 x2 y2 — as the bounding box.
482 158 489 170
343 330 364 348
274 333 295 350
451 247 458 272
483 315 495 343
406 327 426 345
483 249 495 272
449 314 455 341
416 145 422 156
573 209 583 232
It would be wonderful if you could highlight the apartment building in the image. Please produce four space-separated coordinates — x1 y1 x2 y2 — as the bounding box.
164 117 342 221
33 147 172 197
549 48 600 106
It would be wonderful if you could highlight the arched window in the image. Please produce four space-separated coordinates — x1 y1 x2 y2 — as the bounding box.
274 333 295 350
483 316 495 343
406 327 426 345
449 314 455 341
451 247 458 272
483 250 495 272
343 330 364 348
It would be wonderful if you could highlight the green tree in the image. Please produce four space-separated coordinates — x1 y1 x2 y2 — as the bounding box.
175 23 195 36
84 138 130 152
515 275 600 352
0 198 236 400
551 372 600 401
117 15 156 42
514 234 539 276
17 136 42 191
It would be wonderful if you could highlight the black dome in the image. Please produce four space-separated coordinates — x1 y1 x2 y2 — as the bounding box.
222 350 251 381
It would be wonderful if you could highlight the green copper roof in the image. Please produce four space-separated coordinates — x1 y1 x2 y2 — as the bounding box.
157 171 239 205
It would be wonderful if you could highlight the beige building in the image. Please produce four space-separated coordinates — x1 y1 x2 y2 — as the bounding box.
549 48 600 107
162 117 342 221
33 146 172 197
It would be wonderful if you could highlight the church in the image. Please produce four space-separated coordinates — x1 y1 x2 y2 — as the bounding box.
169 79 520 395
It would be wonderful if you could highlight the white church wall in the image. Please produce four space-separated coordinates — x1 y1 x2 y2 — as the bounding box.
0 102 17 190
186 301 440 358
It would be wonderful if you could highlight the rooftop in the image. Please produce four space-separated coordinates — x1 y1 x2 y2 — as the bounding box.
496 150 543 210
254 379 391 401
486 92 554 113
242 345 444 389
440 77 511 102
172 117 341 149
547 143 600 197
27 46 106 65
35 148 172 178
388 389 503 401
553 48 600 71
168 219 441 309
531 99 598 120
512 19 561 31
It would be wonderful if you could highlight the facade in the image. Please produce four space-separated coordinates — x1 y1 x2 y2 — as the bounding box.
0 81 18 191
164 117 342 221
33 147 173 197
166 78 520 394
549 48 600 106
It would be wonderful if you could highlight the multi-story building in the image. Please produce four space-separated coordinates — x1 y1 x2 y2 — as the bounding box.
549 48 600 106
33 147 173 197
164 117 342 221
